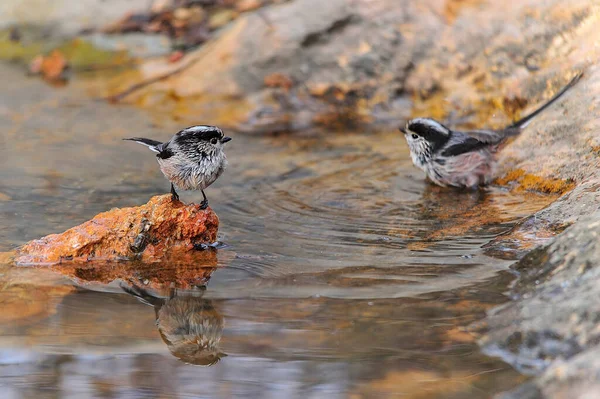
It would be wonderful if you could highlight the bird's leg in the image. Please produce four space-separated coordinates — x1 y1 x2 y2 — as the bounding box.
170 183 180 202
200 190 208 210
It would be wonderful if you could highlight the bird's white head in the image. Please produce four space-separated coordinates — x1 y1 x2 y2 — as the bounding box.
400 118 451 167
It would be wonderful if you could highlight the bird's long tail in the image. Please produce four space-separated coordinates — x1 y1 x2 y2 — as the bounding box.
508 72 583 129
120 283 164 307
123 137 163 153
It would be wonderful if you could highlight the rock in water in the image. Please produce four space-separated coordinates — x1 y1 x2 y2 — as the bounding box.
15 195 219 265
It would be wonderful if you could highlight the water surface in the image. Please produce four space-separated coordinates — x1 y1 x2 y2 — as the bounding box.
0 63 552 398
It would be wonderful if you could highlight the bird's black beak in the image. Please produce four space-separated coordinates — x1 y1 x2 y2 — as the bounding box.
399 127 407 134
221 137 232 143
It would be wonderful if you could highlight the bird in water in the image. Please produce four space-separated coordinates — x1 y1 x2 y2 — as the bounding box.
125 125 231 208
121 284 226 367
400 73 583 189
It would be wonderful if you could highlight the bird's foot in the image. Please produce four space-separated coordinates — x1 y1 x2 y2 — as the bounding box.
170 183 180 202
199 199 209 210
194 243 210 251
193 241 226 251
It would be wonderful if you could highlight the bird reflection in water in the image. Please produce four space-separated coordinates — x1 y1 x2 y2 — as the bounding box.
122 284 226 366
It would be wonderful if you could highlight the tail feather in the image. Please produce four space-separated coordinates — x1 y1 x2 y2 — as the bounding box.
123 137 163 153
508 72 583 129
120 283 164 308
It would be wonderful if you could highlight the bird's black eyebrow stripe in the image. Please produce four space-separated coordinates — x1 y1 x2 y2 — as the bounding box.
174 128 223 146
408 122 446 140
157 148 174 159
408 122 450 152
441 137 489 157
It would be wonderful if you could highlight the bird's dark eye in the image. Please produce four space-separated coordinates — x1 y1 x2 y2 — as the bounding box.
411 134 419 140
210 138 218 145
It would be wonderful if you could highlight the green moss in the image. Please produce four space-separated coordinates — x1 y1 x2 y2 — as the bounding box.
0 29 44 63
0 29 131 69
56 38 131 69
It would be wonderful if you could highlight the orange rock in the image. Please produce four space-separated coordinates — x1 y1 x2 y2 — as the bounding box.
48 252 218 291
40 50 68 81
15 194 219 265
168 50 185 63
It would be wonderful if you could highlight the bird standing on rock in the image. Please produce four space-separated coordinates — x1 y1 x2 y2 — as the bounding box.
400 73 583 189
125 125 231 209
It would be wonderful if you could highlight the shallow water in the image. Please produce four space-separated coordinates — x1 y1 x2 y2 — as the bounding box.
0 63 554 397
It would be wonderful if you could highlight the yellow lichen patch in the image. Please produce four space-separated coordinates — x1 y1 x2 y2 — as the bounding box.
0 30 131 69
166 94 256 129
496 169 575 194
444 0 485 23
410 90 449 122
0 251 15 264
0 29 44 63
495 169 526 183
56 38 131 70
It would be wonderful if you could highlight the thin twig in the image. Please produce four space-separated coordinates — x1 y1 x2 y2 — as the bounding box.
105 58 200 103
103 20 228 103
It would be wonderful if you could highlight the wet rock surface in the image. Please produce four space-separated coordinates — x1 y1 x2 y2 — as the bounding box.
476 212 600 398
15 194 219 265
105 0 597 135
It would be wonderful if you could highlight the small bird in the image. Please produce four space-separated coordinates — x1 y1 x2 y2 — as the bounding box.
121 284 226 366
400 73 582 189
125 125 231 209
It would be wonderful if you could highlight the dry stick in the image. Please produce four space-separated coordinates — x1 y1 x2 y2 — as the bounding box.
104 13 267 103
105 58 200 103
75 61 139 73
104 33 227 103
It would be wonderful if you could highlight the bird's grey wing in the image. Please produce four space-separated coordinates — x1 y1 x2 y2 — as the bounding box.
440 134 489 157
440 126 521 157
458 128 520 144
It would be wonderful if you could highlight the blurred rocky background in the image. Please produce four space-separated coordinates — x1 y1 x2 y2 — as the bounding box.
1 0 595 134
1 0 600 397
